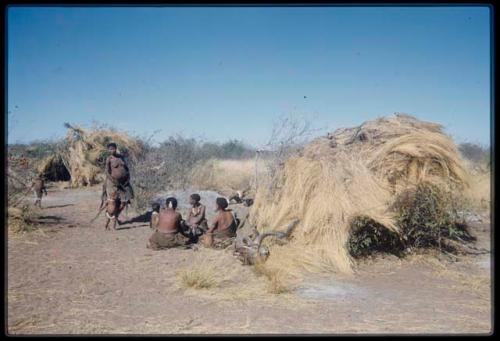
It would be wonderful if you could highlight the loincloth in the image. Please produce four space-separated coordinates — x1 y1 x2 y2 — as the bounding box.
210 227 237 249
148 231 189 250
105 179 134 203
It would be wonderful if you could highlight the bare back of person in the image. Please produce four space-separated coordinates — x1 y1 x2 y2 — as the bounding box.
156 209 181 234
213 210 236 234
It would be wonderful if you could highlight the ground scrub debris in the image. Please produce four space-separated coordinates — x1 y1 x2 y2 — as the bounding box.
8 205 40 234
250 113 474 276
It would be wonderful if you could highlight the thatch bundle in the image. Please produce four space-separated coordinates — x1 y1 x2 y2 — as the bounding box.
249 113 470 276
37 123 142 187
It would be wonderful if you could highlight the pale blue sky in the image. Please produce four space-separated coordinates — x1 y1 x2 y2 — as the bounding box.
7 6 491 147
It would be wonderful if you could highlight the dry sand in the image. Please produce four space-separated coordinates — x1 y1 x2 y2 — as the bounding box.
7 185 492 335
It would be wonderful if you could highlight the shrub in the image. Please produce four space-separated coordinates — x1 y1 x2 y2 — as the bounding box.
393 182 474 251
458 142 490 165
348 216 404 258
348 183 475 258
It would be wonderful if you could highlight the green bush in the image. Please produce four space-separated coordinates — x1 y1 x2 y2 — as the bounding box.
348 216 404 258
393 182 474 251
348 182 475 258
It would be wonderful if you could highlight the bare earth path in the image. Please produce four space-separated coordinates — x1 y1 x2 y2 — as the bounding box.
7 186 492 335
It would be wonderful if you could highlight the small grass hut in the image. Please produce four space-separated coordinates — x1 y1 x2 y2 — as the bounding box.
250 113 471 276
38 123 143 187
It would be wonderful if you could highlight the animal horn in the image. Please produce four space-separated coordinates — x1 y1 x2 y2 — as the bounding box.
255 219 300 250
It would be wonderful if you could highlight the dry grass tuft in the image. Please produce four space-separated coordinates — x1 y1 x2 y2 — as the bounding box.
177 257 219 289
8 205 40 235
177 262 218 290
252 261 292 294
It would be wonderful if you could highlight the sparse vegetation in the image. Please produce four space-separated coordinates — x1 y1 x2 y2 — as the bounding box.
458 142 490 165
348 216 404 258
349 183 475 258
177 263 218 290
8 205 39 234
129 136 255 211
252 262 291 294
392 182 474 252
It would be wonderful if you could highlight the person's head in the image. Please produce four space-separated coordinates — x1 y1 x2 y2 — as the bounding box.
152 203 160 212
107 142 117 155
189 193 201 205
215 197 228 211
165 197 178 210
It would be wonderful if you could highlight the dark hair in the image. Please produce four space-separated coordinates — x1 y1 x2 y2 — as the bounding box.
216 197 228 210
165 197 178 209
107 142 117 149
190 193 201 202
152 203 160 212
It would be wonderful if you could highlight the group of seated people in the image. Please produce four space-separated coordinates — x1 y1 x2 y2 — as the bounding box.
147 194 238 250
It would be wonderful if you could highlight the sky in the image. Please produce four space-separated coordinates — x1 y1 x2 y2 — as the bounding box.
6 6 491 147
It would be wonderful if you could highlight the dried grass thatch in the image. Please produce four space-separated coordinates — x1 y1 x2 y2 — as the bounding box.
37 123 143 187
250 113 471 276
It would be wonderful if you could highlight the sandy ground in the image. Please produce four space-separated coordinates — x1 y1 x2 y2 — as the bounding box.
7 185 492 335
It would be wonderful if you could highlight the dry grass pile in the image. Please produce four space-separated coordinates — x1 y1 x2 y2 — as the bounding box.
250 113 471 276
37 123 143 187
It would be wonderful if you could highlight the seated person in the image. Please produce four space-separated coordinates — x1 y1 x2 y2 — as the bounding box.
149 203 161 229
202 198 238 248
185 194 207 237
147 197 190 250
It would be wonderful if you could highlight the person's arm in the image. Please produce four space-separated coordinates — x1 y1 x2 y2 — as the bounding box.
186 208 193 225
151 213 159 229
105 157 113 180
191 205 206 225
123 156 130 173
207 215 219 234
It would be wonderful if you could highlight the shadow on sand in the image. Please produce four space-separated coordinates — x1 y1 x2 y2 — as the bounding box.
43 204 75 209
114 211 152 230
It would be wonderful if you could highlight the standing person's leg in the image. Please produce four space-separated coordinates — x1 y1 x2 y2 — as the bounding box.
34 190 42 208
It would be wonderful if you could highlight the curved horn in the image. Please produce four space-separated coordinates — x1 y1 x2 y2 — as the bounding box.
256 219 299 249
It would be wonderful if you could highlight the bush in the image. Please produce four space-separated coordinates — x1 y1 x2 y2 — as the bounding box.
129 136 255 211
348 216 404 258
458 142 490 165
393 183 474 251
348 183 475 258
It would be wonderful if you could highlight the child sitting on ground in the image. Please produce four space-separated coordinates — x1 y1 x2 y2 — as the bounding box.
150 203 161 230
